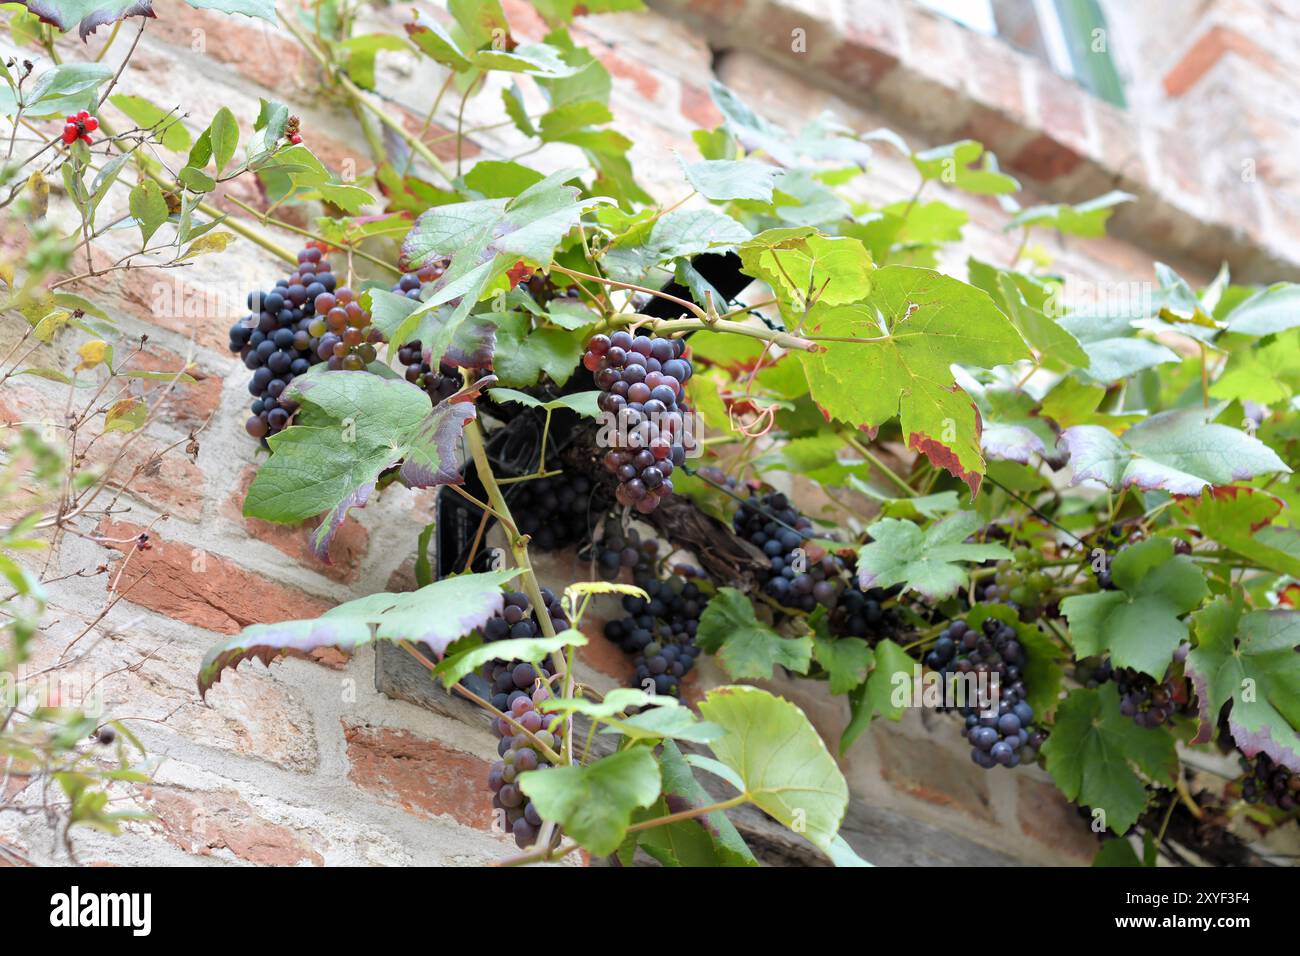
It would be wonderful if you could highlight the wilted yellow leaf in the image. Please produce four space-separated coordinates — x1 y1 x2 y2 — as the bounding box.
26 171 48 219
76 339 110 371
179 231 235 260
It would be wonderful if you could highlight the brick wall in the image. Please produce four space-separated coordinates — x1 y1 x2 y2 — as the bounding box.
1 0 1292 866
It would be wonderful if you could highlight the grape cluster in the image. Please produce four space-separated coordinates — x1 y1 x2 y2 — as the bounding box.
592 519 659 581
1240 753 1300 814
481 588 568 849
228 246 381 440
391 262 465 403
1116 669 1179 728
733 492 843 610
585 331 693 514
509 470 597 553
925 617 1044 769
834 584 905 643
603 572 704 699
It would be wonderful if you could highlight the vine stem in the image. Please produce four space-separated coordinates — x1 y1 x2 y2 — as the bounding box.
278 9 454 186
223 194 402 275
840 432 917 497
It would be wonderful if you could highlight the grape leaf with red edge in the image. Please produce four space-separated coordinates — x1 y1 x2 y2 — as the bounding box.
243 371 487 559
1182 487 1300 579
196 569 520 698
1060 408 1290 495
1187 594 1300 771
1059 538 1207 679
397 168 610 362
695 588 812 680
23 0 276 40
1041 684 1178 834
796 266 1030 494
855 511 1011 601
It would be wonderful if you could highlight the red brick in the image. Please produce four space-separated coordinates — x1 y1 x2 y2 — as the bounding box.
96 518 333 634
901 4 968 90
1163 25 1279 98
680 80 724 130
1015 777 1098 863
84 432 206 521
124 346 222 429
1034 68 1089 155
963 31 1024 118
344 722 493 829
1091 100 1142 178
147 788 324 865
874 726 995 822
224 466 369 584
501 0 549 41
598 49 661 101
143 5 310 93
826 35 899 91
1009 133 1083 181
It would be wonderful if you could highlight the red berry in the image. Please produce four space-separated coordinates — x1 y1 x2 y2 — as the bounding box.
289 133 303 145
76 110 90 121
83 117 98 132
65 114 76 123
61 127 78 145
80 133 93 145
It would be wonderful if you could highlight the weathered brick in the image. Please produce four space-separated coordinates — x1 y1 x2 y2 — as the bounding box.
1015 776 1099 863
344 722 493 830
224 466 369 584
146 787 324 865
123 346 222 429
96 518 333 634
597 48 662 101
680 80 724 130
1163 25 1279 97
143 5 310 93
575 615 636 684
874 724 996 822
83 431 207 522
1008 133 1083 182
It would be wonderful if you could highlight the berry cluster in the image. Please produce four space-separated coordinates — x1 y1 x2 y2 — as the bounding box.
604 572 704 699
1117 669 1180 728
285 114 303 146
1240 753 1300 814
395 340 460 404
481 589 568 849
733 492 843 611
926 617 1044 770
61 110 97 146
509 470 597 553
228 246 384 440
593 519 659 581
834 584 905 643
585 331 693 514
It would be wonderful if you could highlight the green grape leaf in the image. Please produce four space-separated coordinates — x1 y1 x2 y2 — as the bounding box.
399 169 609 359
487 388 600 418
1188 595 1300 770
629 741 757 867
737 228 873 309
1009 190 1135 238
108 94 190 152
336 33 411 91
1059 538 1207 678
855 511 1011 601
680 156 779 202
244 371 485 558
812 634 874 695
529 0 645 25
695 587 812 680
912 140 1019 194
1056 310 1180 382
994 274 1089 369
196 569 520 697
0 61 111 117
597 706 726 744
603 207 751 282
797 266 1029 494
698 686 849 855
1061 409 1290 495
1222 283 1300 336
518 747 661 856
433 628 586 687
488 312 588 388
756 433 869 488
1041 684 1178 834
1208 329 1300 405
1182 488 1300 579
